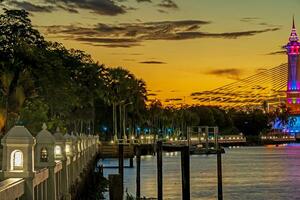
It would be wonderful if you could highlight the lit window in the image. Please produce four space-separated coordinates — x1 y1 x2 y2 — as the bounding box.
10 150 23 171
40 147 48 162
55 145 62 156
66 144 71 155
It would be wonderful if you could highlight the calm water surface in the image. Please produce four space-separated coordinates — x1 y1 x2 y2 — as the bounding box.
102 145 300 199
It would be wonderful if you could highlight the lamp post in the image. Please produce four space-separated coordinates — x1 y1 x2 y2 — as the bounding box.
123 102 133 142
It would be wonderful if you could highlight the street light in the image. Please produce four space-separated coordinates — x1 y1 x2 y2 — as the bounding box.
123 101 133 142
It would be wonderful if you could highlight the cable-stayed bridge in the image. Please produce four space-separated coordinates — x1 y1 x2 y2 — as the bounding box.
191 63 288 108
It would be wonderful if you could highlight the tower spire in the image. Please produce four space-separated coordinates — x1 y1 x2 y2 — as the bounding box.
293 15 295 29
290 16 299 42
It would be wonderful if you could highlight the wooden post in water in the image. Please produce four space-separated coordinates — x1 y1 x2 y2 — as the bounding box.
118 143 124 198
136 146 141 200
181 146 190 200
217 149 223 200
130 157 134 168
157 141 163 200
205 127 209 152
109 174 123 200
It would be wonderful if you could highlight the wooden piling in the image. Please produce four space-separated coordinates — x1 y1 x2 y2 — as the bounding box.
181 146 190 200
109 174 123 200
130 157 134 168
217 149 223 200
118 143 124 198
136 146 141 200
157 141 163 200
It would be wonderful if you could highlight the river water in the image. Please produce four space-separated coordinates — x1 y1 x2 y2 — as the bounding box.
102 144 300 199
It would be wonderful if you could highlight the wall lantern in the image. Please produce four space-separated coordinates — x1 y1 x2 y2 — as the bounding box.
40 147 48 162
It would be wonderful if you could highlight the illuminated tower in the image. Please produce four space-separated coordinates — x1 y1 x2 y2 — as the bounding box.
286 17 300 114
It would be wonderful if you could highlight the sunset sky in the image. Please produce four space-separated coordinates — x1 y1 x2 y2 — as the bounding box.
1 0 300 104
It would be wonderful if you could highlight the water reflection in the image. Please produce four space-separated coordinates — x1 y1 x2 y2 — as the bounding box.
102 146 300 200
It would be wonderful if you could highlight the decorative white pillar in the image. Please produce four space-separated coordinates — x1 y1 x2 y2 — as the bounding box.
71 133 78 183
77 134 83 173
35 123 56 200
54 127 70 200
1 125 36 200
64 132 73 187
81 134 87 168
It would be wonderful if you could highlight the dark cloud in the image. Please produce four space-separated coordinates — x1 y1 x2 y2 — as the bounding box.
76 37 141 48
240 17 259 22
174 28 280 40
166 98 183 101
140 60 166 64
43 20 280 48
241 17 280 29
41 0 127 15
137 0 152 2
148 93 158 96
157 9 168 13
267 50 286 55
258 22 268 26
10 1 54 12
206 68 243 80
158 0 178 9
8 1 79 13
57 4 79 13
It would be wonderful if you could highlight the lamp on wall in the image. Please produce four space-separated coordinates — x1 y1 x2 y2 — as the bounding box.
40 147 48 162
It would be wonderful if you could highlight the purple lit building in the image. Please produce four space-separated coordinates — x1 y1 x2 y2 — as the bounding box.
286 17 300 113
272 18 300 136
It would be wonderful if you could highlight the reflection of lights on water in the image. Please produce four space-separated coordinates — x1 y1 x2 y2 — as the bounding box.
141 155 153 160
165 152 178 157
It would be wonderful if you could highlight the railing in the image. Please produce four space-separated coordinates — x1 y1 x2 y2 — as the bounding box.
0 135 99 200
109 138 155 145
33 168 49 187
0 178 25 200
107 135 247 146
261 135 295 142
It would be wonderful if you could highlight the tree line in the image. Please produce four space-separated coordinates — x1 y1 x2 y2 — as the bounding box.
0 9 147 137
